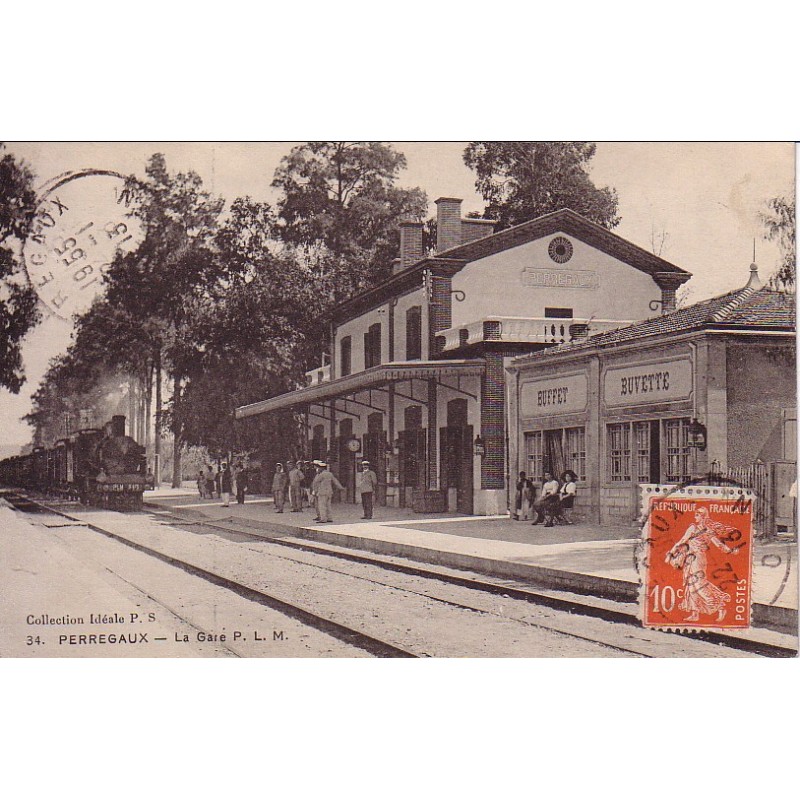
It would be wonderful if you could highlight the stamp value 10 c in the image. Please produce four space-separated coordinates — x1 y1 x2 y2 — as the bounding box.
640 486 754 630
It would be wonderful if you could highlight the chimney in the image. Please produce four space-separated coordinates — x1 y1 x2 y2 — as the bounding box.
397 221 424 272
435 197 462 252
461 218 496 244
654 272 686 315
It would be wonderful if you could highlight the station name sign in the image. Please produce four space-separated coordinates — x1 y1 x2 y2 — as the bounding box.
521 268 599 290
520 373 588 417
604 357 693 407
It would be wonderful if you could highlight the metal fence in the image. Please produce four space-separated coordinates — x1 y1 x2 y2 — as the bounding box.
724 462 769 533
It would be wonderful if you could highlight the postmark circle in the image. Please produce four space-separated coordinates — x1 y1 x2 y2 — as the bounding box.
23 170 143 320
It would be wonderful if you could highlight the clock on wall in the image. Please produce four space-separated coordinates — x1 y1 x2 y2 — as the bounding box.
346 437 361 453
548 236 573 264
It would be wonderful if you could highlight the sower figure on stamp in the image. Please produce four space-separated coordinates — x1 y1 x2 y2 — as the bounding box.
357 460 378 519
272 463 287 513
665 507 740 622
312 462 344 524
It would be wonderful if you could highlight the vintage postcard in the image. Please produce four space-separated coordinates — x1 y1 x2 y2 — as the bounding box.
0 141 796 658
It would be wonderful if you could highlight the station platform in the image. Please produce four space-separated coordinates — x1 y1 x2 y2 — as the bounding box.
145 487 799 634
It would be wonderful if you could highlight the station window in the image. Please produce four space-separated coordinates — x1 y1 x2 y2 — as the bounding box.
406 306 422 361
664 418 691 483
525 432 543 480
364 323 382 369
340 336 352 377
565 427 586 480
608 423 631 482
525 427 586 481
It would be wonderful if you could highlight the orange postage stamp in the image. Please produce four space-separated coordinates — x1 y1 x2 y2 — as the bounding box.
640 486 754 630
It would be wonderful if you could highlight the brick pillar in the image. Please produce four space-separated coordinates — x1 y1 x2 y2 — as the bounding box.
435 197 462 252
399 221 424 269
481 351 506 489
428 272 453 357
427 378 438 490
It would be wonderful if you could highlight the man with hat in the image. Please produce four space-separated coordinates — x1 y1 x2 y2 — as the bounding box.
356 460 379 519
288 460 304 512
311 462 344 524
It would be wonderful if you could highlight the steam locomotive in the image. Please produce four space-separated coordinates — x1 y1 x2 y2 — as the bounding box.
0 415 148 511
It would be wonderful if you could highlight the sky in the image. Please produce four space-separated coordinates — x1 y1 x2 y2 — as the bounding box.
0 141 795 450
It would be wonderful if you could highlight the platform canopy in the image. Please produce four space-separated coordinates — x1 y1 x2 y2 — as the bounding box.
235 360 486 419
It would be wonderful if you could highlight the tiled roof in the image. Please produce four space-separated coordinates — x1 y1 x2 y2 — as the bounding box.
513 285 796 365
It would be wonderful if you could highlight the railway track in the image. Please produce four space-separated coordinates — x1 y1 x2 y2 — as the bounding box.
4 490 796 657
2 491 415 658
148 505 798 658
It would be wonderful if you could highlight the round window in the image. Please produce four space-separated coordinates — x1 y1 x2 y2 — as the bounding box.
548 236 573 264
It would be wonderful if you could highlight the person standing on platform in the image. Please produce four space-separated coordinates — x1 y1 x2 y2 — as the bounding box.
197 469 207 499
205 468 215 500
312 462 343 524
302 461 315 508
521 477 535 521
288 461 304 512
357 460 378 519
220 463 232 507
513 471 527 520
234 462 248 505
214 467 222 499
272 463 287 512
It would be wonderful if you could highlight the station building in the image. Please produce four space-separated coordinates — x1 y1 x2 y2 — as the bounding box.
507 266 797 532
236 200 691 515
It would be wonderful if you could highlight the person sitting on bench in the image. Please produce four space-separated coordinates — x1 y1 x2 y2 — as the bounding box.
554 470 578 524
531 471 560 526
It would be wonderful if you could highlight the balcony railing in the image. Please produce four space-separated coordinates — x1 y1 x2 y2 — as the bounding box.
305 363 331 386
437 317 634 351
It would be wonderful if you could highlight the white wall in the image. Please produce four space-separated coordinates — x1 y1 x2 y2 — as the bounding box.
333 286 428 377
451 232 660 328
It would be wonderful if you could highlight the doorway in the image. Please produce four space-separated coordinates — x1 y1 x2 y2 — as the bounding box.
440 398 474 515
399 405 426 507
362 412 387 505
337 418 356 503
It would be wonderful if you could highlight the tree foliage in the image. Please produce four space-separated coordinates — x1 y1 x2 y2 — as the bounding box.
25 145 430 471
272 142 427 295
463 141 620 231
761 195 795 290
0 143 41 392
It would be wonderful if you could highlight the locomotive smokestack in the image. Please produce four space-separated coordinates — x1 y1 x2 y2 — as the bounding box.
110 416 126 437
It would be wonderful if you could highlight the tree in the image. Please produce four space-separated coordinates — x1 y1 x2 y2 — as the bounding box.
174 201 328 463
463 142 620 231
271 142 427 295
0 143 41 392
101 154 225 485
761 195 795 290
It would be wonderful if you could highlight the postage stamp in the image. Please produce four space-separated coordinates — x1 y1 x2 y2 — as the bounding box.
639 485 755 630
